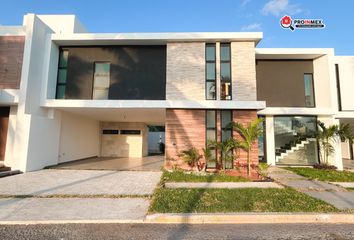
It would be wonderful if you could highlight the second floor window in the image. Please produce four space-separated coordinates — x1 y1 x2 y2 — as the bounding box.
304 73 315 107
220 43 231 100
56 49 69 99
93 62 110 100
206 44 216 100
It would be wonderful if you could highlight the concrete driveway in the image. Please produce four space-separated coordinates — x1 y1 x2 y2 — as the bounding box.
0 169 162 196
0 170 162 222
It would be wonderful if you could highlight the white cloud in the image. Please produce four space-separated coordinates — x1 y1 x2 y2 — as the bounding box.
261 0 303 17
241 23 262 31
241 0 251 7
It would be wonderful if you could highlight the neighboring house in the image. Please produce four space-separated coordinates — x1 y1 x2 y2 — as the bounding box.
0 14 353 172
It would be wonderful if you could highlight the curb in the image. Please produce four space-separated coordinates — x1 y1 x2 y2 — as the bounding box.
145 213 354 224
1 213 354 225
0 219 145 225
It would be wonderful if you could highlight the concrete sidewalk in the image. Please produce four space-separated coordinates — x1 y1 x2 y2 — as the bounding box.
0 198 148 222
268 167 354 210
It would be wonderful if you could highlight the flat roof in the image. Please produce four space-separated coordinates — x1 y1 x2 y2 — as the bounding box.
256 48 333 59
51 32 263 45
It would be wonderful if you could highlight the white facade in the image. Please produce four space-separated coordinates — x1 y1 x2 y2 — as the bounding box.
0 14 353 172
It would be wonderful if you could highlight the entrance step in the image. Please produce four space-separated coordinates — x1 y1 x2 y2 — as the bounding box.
0 170 21 178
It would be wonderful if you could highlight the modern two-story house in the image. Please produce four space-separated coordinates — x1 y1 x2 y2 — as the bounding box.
0 14 353 172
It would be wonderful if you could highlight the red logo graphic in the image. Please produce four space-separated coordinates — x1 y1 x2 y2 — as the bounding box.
280 15 294 31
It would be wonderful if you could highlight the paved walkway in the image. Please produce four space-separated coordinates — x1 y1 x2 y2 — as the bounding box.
268 167 354 210
165 182 283 189
0 169 162 196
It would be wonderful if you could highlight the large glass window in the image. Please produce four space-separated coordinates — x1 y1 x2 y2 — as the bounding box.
274 116 318 165
205 44 216 100
93 62 110 100
258 116 266 163
206 110 217 168
304 73 315 107
220 43 231 100
56 49 69 99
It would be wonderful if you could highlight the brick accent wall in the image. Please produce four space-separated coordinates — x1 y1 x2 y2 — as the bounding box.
165 109 206 168
166 42 205 100
0 36 25 89
231 42 257 101
233 110 259 165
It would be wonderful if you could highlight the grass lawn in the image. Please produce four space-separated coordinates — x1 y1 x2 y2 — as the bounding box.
284 167 354 182
149 188 338 213
161 170 250 183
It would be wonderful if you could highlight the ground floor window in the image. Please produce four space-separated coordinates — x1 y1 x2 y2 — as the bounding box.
258 115 266 163
206 110 217 168
274 116 318 165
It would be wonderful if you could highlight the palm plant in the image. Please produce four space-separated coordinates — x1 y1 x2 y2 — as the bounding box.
316 121 354 165
230 118 264 176
180 147 203 171
207 138 240 170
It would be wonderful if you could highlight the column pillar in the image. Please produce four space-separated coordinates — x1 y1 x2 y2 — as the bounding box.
265 115 276 166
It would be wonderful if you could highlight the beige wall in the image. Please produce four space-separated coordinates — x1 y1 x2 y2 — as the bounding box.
336 56 354 111
59 112 100 163
256 60 313 107
231 42 257 101
100 122 148 158
313 55 333 109
166 42 205 100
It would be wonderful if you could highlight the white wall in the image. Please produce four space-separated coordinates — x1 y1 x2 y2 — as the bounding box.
58 111 99 163
317 116 343 170
313 54 334 109
335 56 354 111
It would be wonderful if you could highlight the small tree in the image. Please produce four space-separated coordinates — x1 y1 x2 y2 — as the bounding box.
316 121 354 165
207 138 240 170
230 118 263 176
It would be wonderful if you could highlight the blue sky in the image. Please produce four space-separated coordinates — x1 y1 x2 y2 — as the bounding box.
0 0 353 55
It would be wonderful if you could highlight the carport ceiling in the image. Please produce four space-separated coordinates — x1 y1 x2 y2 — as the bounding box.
59 108 166 125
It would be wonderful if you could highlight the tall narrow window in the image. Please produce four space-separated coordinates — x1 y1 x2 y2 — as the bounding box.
93 62 110 100
206 44 216 100
221 110 233 169
221 110 232 141
304 73 315 107
56 49 69 99
220 43 231 100
206 110 217 168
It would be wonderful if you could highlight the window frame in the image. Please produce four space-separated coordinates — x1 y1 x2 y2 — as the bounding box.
220 43 232 100
55 48 69 99
205 110 217 169
205 43 217 100
304 73 316 108
92 61 111 100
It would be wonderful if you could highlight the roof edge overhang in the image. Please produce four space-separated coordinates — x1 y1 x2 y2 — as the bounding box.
51 32 263 46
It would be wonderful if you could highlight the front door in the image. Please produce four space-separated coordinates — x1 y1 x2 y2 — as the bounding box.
0 107 10 161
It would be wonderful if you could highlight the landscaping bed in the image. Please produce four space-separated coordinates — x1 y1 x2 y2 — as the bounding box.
284 167 354 182
161 170 256 183
149 188 338 213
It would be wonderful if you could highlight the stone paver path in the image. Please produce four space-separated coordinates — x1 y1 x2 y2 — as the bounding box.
268 167 354 210
330 182 354 188
165 182 283 189
0 169 162 196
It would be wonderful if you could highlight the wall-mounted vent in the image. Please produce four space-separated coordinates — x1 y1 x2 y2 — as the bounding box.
120 130 141 135
102 129 119 135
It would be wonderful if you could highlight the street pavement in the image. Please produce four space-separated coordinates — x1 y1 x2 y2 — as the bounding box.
0 223 353 240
